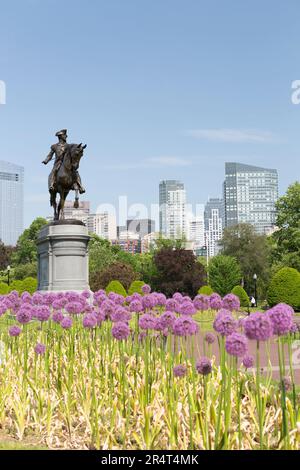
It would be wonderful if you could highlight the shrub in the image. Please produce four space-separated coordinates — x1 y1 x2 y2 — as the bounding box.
0 282 9 295
21 277 38 295
208 255 241 297
267 267 300 310
128 280 145 296
8 280 23 293
90 262 139 292
198 285 213 295
231 285 249 307
106 280 127 297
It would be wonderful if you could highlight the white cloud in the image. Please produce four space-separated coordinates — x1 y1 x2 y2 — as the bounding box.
104 156 191 170
185 128 275 143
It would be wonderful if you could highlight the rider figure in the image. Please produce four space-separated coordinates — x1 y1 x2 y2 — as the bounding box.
42 129 85 194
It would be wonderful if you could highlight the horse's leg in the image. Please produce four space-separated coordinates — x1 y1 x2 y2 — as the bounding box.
57 191 63 220
50 191 58 220
74 189 79 209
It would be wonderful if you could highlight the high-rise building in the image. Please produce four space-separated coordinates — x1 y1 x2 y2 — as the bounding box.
224 162 278 234
159 180 186 239
126 219 155 239
187 214 205 249
0 160 24 245
63 200 90 224
204 198 224 257
87 212 117 240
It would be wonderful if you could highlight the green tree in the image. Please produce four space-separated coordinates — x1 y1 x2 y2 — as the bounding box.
220 223 270 296
231 285 250 307
90 261 139 292
208 255 241 297
267 267 300 310
198 285 213 295
12 218 47 265
0 242 15 271
14 262 37 280
134 253 157 286
271 182 300 271
88 234 116 274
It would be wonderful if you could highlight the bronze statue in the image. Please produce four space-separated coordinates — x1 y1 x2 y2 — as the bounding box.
42 130 87 221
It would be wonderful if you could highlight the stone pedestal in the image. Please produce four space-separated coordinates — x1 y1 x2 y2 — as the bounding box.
37 220 90 292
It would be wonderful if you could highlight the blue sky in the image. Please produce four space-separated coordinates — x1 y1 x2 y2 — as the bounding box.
0 0 299 227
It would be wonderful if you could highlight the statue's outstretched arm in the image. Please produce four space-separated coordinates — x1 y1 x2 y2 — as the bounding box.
42 146 55 165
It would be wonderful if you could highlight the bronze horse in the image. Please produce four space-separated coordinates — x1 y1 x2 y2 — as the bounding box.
49 143 87 220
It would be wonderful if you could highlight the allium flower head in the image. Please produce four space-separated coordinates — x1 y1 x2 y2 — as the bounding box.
196 357 212 375
158 311 177 330
34 343 46 355
65 301 83 315
209 293 223 310
268 303 294 336
180 300 197 316
112 322 130 340
61 316 73 329
225 332 248 357
173 316 199 336
172 292 183 303
155 293 167 306
9 325 21 337
34 305 51 322
82 313 98 328
139 313 157 330
21 292 31 303
222 294 240 312
242 355 254 369
142 294 155 310
165 298 178 312
129 300 143 313
173 364 187 378
141 284 151 294
213 309 237 336
204 332 216 344
244 311 273 341
111 306 132 323
31 292 44 305
16 305 32 324
52 310 64 324
193 295 210 311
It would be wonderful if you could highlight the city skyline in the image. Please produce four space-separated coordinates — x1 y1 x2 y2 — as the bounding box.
0 1 299 227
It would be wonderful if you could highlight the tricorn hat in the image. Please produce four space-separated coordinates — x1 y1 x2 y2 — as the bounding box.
55 129 67 137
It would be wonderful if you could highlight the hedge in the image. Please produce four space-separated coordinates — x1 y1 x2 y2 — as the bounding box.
267 267 300 310
128 280 145 296
106 280 127 297
231 285 249 307
198 285 214 295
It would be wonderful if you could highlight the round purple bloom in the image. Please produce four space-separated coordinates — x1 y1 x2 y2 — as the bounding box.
65 301 83 315
222 294 240 312
0 303 7 316
213 309 238 336
196 357 212 375
141 284 151 294
193 294 210 311
172 292 183 303
180 300 197 315
52 310 64 324
142 295 154 310
21 292 31 303
204 332 216 344
242 355 254 369
209 293 223 310
34 305 51 322
129 300 143 313
112 322 130 340
290 322 298 334
101 299 115 318
81 290 91 299
244 311 273 341
268 303 294 336
173 316 199 336
225 333 248 357
111 306 132 323
34 343 46 355
158 311 177 330
155 293 167 306
61 316 73 329
165 298 178 312
139 313 157 330
9 325 21 337
173 364 187 378
16 306 32 324
31 292 44 305
82 313 98 328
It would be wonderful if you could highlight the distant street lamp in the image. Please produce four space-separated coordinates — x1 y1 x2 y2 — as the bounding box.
253 273 257 307
7 265 10 286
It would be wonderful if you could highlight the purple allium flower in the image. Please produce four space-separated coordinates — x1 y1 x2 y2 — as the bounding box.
0 303 7 316
268 303 294 336
9 325 21 337
155 293 167 306
243 311 273 341
129 300 143 313
290 322 298 334
173 316 199 336
242 355 254 369
172 292 183 303
222 294 240 312
209 293 223 310
141 284 151 294
204 332 216 344
82 313 98 329
52 310 64 324
158 311 177 330
225 333 248 357
21 292 31 303
34 305 51 322
173 364 187 378
196 357 212 375
31 292 44 305
61 316 73 329
81 290 91 299
165 298 178 312
34 343 46 355
193 294 210 311
65 301 83 315
180 300 197 315
112 322 130 340
142 294 154 310
16 306 32 324
101 299 116 318
139 313 157 330
213 309 237 336
111 306 132 323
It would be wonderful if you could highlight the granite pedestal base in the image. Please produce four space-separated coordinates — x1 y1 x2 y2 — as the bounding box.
37 220 90 292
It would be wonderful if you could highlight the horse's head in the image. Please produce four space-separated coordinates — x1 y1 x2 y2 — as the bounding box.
71 143 87 170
